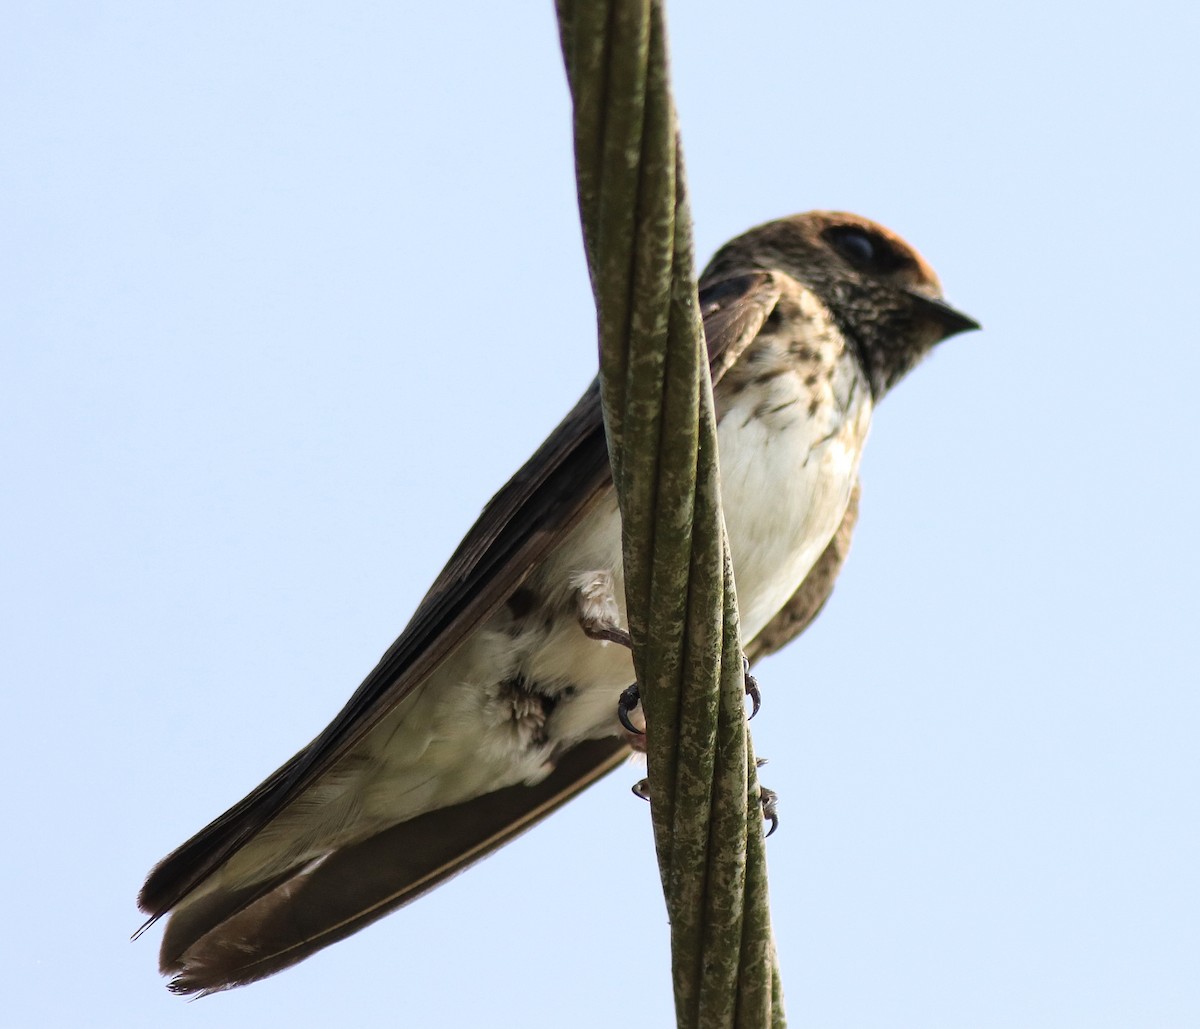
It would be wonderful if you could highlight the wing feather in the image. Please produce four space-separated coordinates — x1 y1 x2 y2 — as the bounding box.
138 271 783 945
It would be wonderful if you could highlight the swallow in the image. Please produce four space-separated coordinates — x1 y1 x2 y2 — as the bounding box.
137 211 978 994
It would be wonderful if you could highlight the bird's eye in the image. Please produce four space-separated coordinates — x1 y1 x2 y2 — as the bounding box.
830 228 876 266
823 225 907 274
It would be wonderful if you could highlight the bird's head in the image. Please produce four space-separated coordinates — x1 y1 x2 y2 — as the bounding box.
703 211 979 398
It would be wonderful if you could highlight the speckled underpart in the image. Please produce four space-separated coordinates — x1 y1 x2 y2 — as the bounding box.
178 276 874 914
143 211 977 994
721 283 865 430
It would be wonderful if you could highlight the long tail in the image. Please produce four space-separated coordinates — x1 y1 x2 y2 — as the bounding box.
146 738 626 995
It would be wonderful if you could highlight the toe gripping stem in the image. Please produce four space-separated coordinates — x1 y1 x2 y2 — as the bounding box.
755 756 778 836
619 654 757 736
617 683 642 735
743 655 761 720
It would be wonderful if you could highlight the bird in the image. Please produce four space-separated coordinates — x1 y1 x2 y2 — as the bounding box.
137 210 978 994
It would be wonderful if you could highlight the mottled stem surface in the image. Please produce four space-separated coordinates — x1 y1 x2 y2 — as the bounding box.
555 3 785 1026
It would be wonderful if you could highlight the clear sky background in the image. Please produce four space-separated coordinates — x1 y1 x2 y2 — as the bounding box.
4 2 1198 1026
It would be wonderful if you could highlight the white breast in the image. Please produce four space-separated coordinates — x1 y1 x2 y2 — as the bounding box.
717 359 871 640
227 328 873 872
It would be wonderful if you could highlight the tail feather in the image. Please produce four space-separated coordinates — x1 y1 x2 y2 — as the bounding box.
156 864 307 975
157 737 628 994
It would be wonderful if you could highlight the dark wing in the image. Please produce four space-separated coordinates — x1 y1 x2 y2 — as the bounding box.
138 382 613 921
138 271 777 916
744 480 861 664
143 273 815 994
160 738 629 994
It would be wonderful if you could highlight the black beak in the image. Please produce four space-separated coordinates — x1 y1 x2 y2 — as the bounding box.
905 290 981 340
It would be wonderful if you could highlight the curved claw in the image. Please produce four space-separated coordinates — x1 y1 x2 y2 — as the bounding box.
617 683 643 735
759 786 779 838
743 655 761 720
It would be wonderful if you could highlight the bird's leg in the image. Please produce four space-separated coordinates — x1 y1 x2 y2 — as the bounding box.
573 570 632 648
572 571 643 735
572 572 759 733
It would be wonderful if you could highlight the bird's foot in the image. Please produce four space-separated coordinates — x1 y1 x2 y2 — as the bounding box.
617 682 642 735
630 767 778 836
759 786 779 837
743 655 761 720
618 656 757 739
755 759 778 836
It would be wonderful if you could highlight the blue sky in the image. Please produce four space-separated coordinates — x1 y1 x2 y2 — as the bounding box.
3 2 1198 1026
